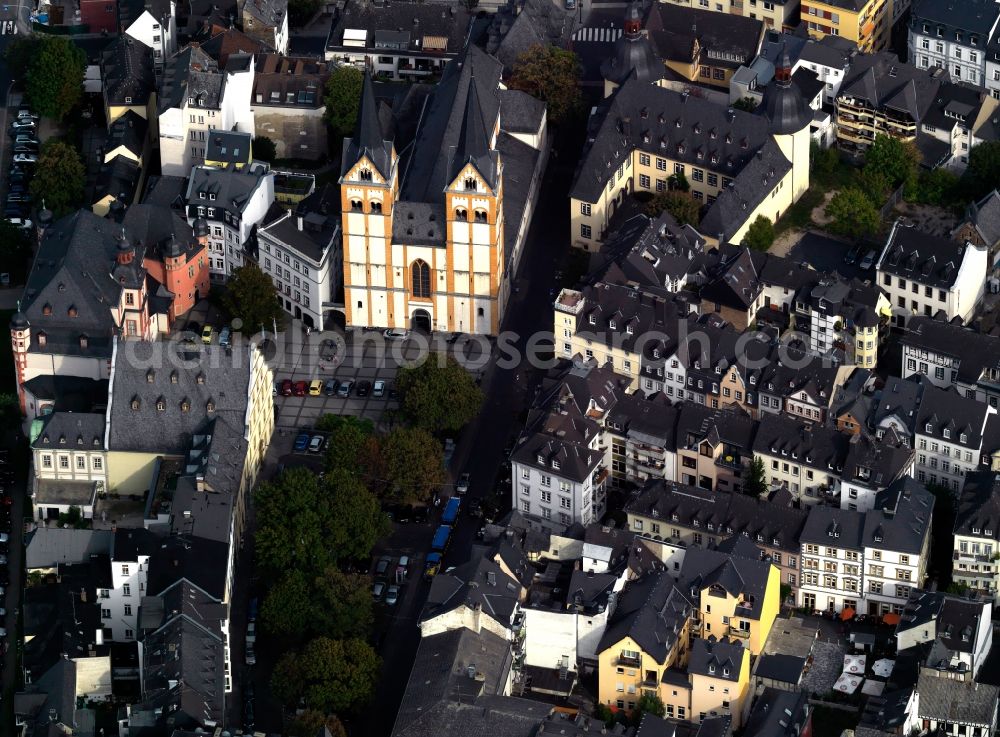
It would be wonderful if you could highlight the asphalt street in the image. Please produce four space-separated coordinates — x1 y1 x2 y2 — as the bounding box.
348 144 574 737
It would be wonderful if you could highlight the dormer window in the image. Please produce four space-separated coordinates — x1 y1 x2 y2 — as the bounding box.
156 397 166 411
196 372 205 384
146 369 155 383
67 305 77 317
708 664 715 674
206 399 216 412
37 331 46 347
723 667 730 677
925 422 932 432
180 399 190 412
42 303 52 316
960 433 968 444
626 324 634 334
79 334 88 349
170 370 178 384
589 314 596 325
130 397 140 411
943 429 951 439
609 319 616 329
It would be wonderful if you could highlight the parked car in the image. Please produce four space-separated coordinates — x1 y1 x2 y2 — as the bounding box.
375 556 392 576
14 134 39 146
385 585 400 606
456 472 471 495
16 109 39 121
218 326 231 347
13 153 38 164
7 171 26 183
356 380 372 397
293 380 307 396
12 145 38 154
6 192 31 203
384 328 410 340
280 379 293 396
372 581 386 600
308 379 323 396
293 432 310 452
859 250 877 270
308 434 325 453
6 217 31 229
337 379 354 397
324 378 338 396
844 245 861 264
201 325 213 344
372 379 386 397
9 119 35 132
396 556 409 581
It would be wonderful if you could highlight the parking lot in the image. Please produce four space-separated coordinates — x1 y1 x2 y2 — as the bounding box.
2 102 39 234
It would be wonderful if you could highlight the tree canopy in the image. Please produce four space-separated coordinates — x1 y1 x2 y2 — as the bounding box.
374 426 447 504
22 37 86 121
862 134 918 192
254 467 389 574
741 215 774 252
260 567 373 644
644 190 701 226
824 187 881 240
272 637 380 714
318 415 380 477
253 136 277 163
324 66 364 141
396 356 483 433
288 0 322 25
223 263 284 333
29 140 85 217
508 44 582 125
745 456 768 498
962 141 1000 201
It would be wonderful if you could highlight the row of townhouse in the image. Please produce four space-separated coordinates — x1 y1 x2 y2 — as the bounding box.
623 471 934 616
512 357 920 534
901 315 1000 408
908 0 1000 95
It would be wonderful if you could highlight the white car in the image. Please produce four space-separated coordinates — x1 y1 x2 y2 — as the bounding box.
13 153 37 164
386 585 400 606
373 379 386 397
456 473 470 495
384 329 410 340
6 217 32 229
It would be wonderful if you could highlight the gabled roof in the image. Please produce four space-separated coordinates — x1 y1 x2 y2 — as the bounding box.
451 75 499 189
839 52 945 123
954 470 1000 540
688 637 746 681
101 35 156 108
915 382 992 449
342 71 394 179
879 221 978 290
423 556 522 627
597 571 694 663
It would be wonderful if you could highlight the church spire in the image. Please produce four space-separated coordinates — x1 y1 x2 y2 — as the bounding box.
342 71 392 179
453 75 498 189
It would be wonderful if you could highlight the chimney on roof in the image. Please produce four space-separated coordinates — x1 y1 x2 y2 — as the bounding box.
297 215 303 231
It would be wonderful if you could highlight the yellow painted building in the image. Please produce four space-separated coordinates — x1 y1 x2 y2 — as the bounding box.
801 0 891 52
688 638 752 728
571 64 811 252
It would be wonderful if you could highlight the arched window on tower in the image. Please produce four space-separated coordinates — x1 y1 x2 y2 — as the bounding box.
370 201 382 214
351 199 363 212
474 209 488 224
359 169 373 182
411 260 431 299
464 177 477 191
455 207 468 221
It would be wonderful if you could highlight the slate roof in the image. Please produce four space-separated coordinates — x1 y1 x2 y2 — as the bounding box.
159 46 225 113
327 0 474 58
253 54 327 109
105 111 149 160
677 403 758 453
422 556 522 628
916 670 999 726
399 44 503 202
863 477 934 554
681 541 772 620
497 89 545 135
868 375 925 436
841 431 914 490
879 222 976 290
962 189 1000 247
743 688 810 737
688 637 746 681
112 527 160 562
106 343 251 455
800 505 864 550
391 628 518 737
798 34 856 69
20 210 137 360
915 382 991 450
101 35 156 107
205 130 252 165
198 27 270 66
954 471 1000 541
484 0 573 71
260 201 338 264
146 535 230 600
601 3 661 86
242 0 286 29
752 653 805 685
25 528 113 570
911 0 1000 35
32 411 105 451
626 478 807 553
185 163 271 217
838 52 945 123
571 78 780 204
752 412 851 473
122 202 200 261
597 571 694 663
647 3 762 70
94 155 142 207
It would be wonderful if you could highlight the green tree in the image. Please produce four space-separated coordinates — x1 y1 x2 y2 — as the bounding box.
324 66 364 140
632 693 666 724
732 97 757 112
825 187 881 240
223 263 284 333
668 171 690 192
643 190 701 226
745 456 768 498
4 37 38 79
261 567 373 643
810 143 840 180
29 140 85 217
253 136 277 163
508 44 582 125
857 167 891 206
325 469 390 561
272 637 380 713
0 394 21 427
0 220 34 284
396 356 483 433
376 426 447 503
741 215 774 252
911 168 960 206
962 140 1000 201
863 134 918 191
318 415 379 477
24 36 85 121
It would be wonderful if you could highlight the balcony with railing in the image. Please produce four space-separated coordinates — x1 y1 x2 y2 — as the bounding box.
617 653 642 668
728 625 751 640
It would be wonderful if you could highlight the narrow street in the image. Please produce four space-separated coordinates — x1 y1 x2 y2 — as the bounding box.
0 441 28 737
348 147 574 737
